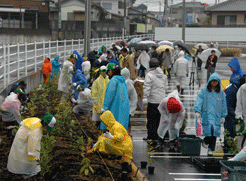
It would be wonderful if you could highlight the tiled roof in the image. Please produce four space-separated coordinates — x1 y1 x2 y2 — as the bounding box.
206 0 246 12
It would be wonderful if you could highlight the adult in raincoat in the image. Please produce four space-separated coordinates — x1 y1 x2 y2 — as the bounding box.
224 75 241 153
72 87 93 114
71 69 88 100
136 50 150 78
195 45 203 70
91 66 109 128
228 57 245 87
173 51 189 94
82 60 91 82
100 64 130 130
235 83 246 124
205 50 218 82
51 55 61 76
194 72 228 151
91 111 133 163
162 49 172 79
157 90 185 149
143 58 168 141
73 50 84 71
7 113 56 179
58 58 74 97
121 68 138 135
41 58 52 83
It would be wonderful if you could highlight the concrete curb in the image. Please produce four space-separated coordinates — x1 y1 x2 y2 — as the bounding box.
131 161 149 181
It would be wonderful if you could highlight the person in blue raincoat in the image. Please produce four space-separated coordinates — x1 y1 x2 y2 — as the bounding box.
71 69 88 100
228 57 245 87
51 55 61 76
194 72 228 152
73 50 84 71
223 75 241 153
108 54 121 68
100 63 130 130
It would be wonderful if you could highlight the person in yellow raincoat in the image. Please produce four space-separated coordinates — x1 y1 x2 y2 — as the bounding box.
91 65 109 128
90 111 133 163
7 113 56 179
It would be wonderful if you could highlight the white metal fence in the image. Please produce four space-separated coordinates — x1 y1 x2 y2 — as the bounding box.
0 34 154 92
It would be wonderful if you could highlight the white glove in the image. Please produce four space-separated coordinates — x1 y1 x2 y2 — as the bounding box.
142 98 148 105
100 108 105 114
71 98 77 103
103 132 113 139
73 83 77 87
221 117 225 124
236 115 243 120
195 112 201 118
93 99 97 104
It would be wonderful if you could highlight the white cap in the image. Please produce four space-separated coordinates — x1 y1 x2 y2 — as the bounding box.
100 65 107 71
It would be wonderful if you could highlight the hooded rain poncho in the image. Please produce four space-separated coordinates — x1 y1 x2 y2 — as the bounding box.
101 75 130 130
92 75 109 113
157 90 186 140
121 68 138 116
136 50 150 70
228 57 245 79
93 111 133 162
58 59 73 93
194 72 228 137
7 118 42 175
72 70 88 100
73 50 84 71
82 61 91 81
235 83 246 119
51 55 61 76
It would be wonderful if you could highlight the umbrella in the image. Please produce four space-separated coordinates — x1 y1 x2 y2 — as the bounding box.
129 38 142 43
126 37 135 42
156 45 173 52
158 41 174 47
115 45 123 51
116 41 128 46
198 48 221 62
139 41 157 47
173 40 184 45
174 42 191 55
142 37 152 41
128 43 138 49
194 43 209 50
135 44 149 51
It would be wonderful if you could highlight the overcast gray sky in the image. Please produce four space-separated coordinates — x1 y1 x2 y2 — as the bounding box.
134 0 227 11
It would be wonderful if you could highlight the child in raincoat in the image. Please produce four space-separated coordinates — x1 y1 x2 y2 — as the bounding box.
91 66 109 128
82 60 91 82
73 50 84 71
228 57 245 88
7 113 56 179
194 72 228 152
51 55 61 76
41 58 52 83
121 68 138 135
71 69 88 100
157 90 185 149
90 111 133 163
72 86 93 114
58 58 74 98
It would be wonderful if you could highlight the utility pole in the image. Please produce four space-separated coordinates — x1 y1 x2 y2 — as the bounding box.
182 0 185 43
123 0 127 37
159 1 161 12
19 0 22 29
170 0 173 27
163 0 168 27
84 0 91 56
58 0 61 40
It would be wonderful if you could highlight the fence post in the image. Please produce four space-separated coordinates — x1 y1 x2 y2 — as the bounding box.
7 44 10 85
48 40 51 58
78 39 81 53
56 40 59 55
17 43 20 79
71 39 74 52
64 39 67 61
3 45 6 88
34 41 37 72
43 40 45 63
25 42 27 76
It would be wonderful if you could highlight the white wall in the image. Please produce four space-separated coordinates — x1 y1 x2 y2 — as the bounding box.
155 27 246 42
61 6 85 21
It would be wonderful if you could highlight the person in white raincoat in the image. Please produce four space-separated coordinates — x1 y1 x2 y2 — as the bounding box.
136 50 150 78
173 51 189 94
72 86 93 114
82 60 91 82
156 90 185 149
121 68 138 135
58 58 74 97
7 113 56 179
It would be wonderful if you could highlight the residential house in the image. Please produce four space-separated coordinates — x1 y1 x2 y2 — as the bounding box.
205 0 246 26
0 0 50 29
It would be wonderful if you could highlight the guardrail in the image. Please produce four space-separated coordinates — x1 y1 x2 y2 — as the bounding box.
0 34 154 92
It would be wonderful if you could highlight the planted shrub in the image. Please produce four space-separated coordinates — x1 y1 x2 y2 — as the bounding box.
220 48 242 57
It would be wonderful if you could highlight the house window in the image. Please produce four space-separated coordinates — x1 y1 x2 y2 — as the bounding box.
102 3 112 10
217 15 237 25
118 1 124 9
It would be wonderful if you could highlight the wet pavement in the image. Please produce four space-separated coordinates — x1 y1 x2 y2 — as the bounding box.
131 55 246 180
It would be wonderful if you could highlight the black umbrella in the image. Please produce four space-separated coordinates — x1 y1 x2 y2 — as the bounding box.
174 42 191 55
135 44 149 51
142 37 152 41
126 37 135 43
127 43 138 49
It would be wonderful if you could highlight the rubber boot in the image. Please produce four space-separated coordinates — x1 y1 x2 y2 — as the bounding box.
181 89 184 95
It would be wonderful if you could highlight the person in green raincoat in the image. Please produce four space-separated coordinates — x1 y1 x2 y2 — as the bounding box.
91 65 109 128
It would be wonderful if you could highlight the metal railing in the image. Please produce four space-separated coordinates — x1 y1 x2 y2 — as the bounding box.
0 34 154 92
